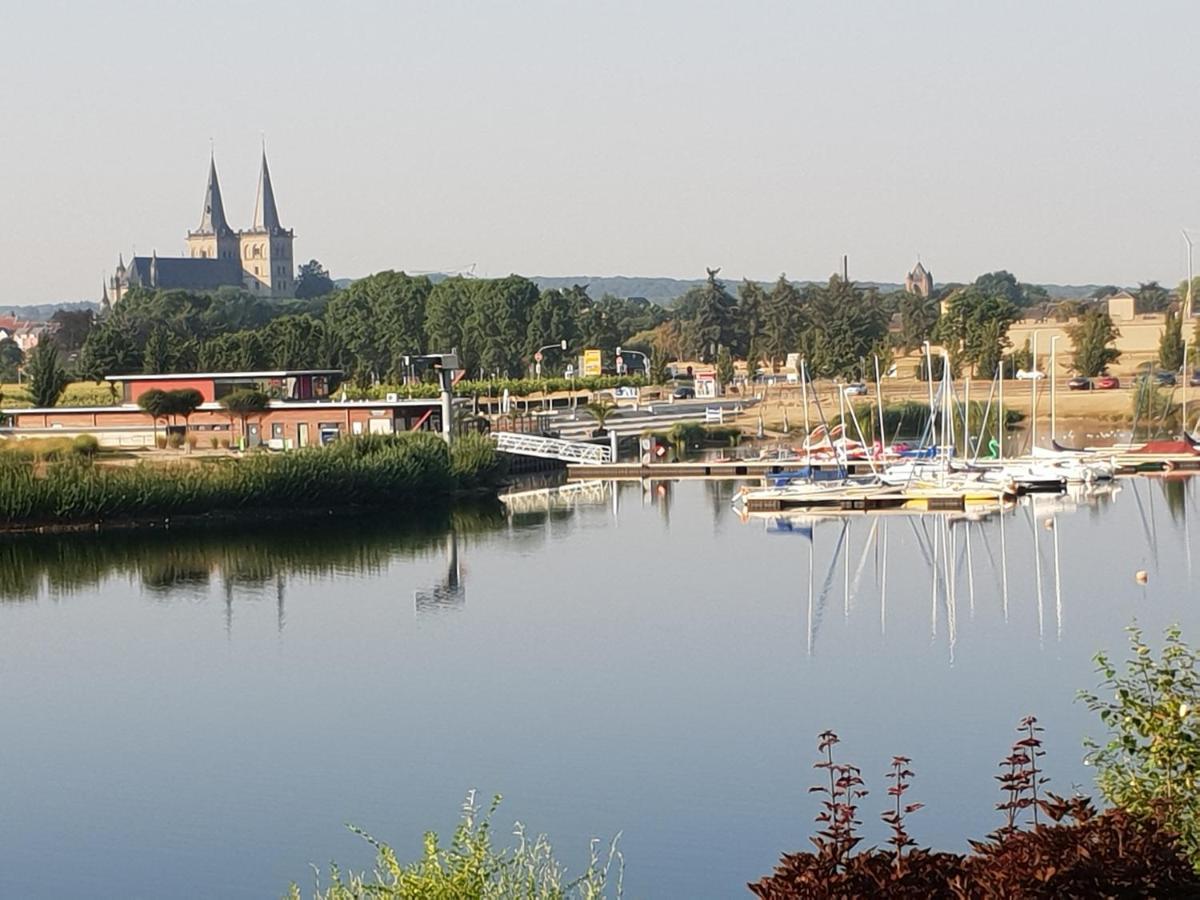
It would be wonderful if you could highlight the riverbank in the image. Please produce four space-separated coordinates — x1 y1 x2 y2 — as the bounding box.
0 432 506 534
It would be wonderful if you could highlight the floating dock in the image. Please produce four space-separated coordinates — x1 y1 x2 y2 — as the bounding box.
565 460 876 481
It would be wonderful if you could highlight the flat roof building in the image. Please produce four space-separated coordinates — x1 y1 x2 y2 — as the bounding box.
2 369 451 450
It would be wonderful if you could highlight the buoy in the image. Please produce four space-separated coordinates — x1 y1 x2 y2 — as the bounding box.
1043 518 1054 530
1136 570 1149 584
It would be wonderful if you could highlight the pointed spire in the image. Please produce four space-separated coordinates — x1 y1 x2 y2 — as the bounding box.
117 252 125 272
252 149 281 232
198 154 230 234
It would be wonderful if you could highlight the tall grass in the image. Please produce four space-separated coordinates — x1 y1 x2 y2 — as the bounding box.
0 433 504 529
287 791 622 900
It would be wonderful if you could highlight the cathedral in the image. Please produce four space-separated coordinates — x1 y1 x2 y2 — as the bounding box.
106 151 295 303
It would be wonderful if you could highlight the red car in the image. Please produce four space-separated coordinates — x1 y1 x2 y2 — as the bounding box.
1095 375 1120 390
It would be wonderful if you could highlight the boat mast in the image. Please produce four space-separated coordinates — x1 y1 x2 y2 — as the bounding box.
874 355 885 453
1031 331 1039 454
998 360 1005 462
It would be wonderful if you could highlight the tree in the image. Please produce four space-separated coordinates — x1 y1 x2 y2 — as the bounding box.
898 292 940 352
25 340 69 408
935 287 1020 372
675 268 737 362
48 309 94 355
1160 308 1185 372
1134 281 1171 314
1067 309 1121 376
166 388 204 449
801 277 889 380
716 345 735 388
0 338 23 382
735 280 767 360
326 271 432 383
649 353 669 385
143 326 174 373
76 324 140 379
294 259 336 299
760 275 803 369
218 390 271 448
583 399 615 436
137 388 172 443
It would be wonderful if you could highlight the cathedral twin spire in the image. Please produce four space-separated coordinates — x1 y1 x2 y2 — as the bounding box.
196 150 283 236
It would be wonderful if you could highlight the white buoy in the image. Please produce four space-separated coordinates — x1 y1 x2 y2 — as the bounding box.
1136 570 1149 584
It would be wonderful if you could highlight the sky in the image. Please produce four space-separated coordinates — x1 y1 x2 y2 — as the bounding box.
3 0 1200 304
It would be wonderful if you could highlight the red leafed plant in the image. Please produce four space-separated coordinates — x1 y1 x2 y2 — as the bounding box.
749 720 1200 899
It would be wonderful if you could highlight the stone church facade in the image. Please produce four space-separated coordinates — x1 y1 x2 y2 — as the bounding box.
904 260 933 298
107 152 295 302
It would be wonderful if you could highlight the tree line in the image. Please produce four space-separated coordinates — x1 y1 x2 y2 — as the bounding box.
12 262 1200 411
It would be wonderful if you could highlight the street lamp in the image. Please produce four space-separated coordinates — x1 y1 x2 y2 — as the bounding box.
533 339 568 377
614 346 649 377
534 340 568 417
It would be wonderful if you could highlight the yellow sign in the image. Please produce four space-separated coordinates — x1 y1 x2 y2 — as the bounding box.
582 349 603 377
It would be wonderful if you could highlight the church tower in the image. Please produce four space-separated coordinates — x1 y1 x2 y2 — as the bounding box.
238 151 295 298
186 156 239 262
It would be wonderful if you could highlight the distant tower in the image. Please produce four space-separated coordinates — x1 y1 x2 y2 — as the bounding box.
186 155 240 263
905 259 933 298
238 150 295 298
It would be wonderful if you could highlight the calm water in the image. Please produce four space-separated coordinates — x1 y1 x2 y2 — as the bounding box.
0 478 1197 898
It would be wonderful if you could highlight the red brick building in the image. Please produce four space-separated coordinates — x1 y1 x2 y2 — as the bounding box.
2 370 449 449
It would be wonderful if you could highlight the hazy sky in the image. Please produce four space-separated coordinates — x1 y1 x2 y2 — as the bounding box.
3 0 1200 304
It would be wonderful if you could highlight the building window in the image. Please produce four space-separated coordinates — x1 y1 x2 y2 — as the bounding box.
272 422 284 439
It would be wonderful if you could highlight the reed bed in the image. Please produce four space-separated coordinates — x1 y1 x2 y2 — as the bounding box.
0 432 505 529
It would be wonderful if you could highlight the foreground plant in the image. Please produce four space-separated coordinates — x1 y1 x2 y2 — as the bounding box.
1079 623 1200 867
287 791 622 900
750 722 1200 898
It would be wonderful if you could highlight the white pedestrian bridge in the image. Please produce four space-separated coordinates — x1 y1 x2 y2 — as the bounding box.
491 431 612 465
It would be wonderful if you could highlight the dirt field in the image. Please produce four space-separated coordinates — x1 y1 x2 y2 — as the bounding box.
729 377 1198 439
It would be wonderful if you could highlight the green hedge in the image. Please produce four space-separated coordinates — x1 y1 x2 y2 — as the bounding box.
346 375 648 401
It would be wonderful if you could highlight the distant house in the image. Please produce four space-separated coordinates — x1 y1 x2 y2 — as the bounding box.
1107 290 1137 323
0 316 41 352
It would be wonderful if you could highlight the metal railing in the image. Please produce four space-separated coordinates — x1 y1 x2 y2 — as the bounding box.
492 431 611 464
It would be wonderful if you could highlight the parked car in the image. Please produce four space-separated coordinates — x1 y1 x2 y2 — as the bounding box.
843 382 868 396
1067 376 1092 391
1154 371 1177 386
1095 375 1120 390
1191 370 1200 387
672 386 696 399
1015 369 1045 381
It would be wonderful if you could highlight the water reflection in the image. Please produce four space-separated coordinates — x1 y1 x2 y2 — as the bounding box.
740 477 1193 664
0 504 506 610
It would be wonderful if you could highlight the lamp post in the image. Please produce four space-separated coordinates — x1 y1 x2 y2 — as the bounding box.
534 339 568 415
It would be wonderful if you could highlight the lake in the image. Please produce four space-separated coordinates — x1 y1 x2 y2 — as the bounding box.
0 476 1196 898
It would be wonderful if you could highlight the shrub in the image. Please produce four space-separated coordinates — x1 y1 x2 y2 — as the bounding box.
287 791 622 900
186 433 198 450
451 432 508 490
71 434 99 458
1080 624 1200 867
209 436 219 449
155 435 167 450
166 433 185 450
749 723 1200 898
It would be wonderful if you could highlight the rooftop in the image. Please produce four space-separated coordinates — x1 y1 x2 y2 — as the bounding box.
105 369 343 382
